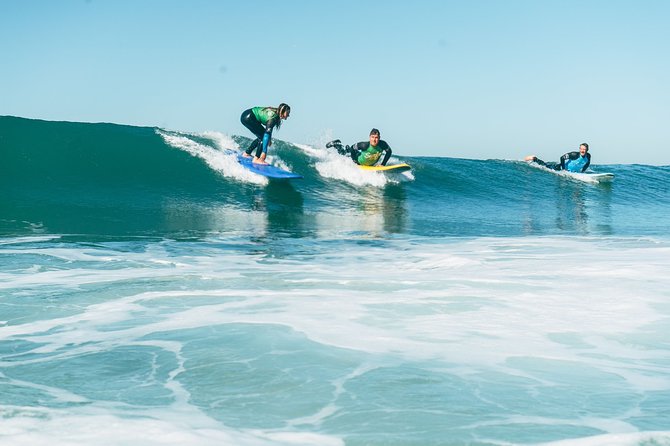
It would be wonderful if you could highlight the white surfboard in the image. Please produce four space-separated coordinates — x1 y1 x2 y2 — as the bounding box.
527 161 614 184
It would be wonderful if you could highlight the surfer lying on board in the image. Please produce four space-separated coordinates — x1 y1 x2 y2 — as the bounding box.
240 103 291 164
326 128 393 166
525 143 591 173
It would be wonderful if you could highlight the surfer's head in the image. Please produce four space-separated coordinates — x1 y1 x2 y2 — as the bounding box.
369 128 380 146
579 143 589 155
278 103 291 119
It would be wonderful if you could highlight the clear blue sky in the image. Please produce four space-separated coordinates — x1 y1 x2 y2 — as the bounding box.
2 0 669 164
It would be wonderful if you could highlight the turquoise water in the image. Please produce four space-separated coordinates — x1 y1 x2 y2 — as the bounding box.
1 116 669 445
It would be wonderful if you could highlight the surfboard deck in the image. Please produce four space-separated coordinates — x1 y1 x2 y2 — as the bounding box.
566 171 615 183
526 161 614 183
236 154 302 179
357 163 411 173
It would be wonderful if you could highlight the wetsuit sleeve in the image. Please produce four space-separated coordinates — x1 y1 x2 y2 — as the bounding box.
353 141 369 151
582 153 591 172
265 116 279 134
560 152 579 169
380 140 392 165
261 116 279 153
347 142 366 164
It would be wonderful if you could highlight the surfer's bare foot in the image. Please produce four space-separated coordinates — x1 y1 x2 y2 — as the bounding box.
253 157 268 165
242 153 252 158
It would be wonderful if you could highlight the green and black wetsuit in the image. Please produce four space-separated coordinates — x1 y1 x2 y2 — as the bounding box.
240 107 281 157
349 140 393 166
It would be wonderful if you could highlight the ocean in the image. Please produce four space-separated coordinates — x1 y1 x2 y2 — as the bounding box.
1 116 669 446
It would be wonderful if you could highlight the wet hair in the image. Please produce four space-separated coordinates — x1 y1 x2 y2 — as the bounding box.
580 142 589 151
369 128 380 136
278 103 290 117
269 103 290 130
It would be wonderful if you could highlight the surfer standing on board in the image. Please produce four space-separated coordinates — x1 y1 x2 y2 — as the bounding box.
326 128 393 166
240 103 291 164
525 143 591 173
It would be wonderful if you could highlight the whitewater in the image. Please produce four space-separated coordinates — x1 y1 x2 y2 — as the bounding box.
1 116 669 446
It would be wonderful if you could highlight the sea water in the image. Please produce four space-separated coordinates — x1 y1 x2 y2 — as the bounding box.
1 116 669 445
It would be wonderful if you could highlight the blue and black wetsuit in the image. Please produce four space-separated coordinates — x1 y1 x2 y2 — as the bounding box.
533 151 591 173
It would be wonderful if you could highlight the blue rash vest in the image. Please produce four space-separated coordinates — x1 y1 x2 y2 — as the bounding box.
565 155 589 172
560 151 591 172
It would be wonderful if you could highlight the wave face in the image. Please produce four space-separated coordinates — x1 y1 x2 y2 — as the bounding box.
2 116 668 238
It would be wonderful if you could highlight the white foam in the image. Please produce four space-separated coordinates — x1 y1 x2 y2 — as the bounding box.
294 142 413 187
0 406 344 446
4 238 669 374
538 431 670 446
2 236 669 443
201 130 295 180
0 236 60 246
157 129 267 185
200 130 238 152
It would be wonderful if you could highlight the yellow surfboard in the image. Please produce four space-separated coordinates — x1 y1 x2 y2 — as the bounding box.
357 163 411 173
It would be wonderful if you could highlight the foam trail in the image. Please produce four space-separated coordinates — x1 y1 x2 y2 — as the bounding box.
537 431 670 446
157 129 267 185
0 406 344 446
294 142 413 186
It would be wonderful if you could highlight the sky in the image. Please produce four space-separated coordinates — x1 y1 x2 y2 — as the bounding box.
1 0 669 164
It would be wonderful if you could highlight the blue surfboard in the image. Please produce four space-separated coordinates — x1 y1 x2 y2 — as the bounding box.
236 154 303 180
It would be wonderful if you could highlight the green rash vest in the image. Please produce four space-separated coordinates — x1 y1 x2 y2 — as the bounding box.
355 141 391 166
358 147 382 166
251 107 279 128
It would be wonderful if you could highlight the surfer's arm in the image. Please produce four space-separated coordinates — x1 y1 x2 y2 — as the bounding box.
353 142 369 151
581 155 591 172
563 152 580 161
261 132 271 154
380 141 392 166
559 152 578 169
261 117 279 154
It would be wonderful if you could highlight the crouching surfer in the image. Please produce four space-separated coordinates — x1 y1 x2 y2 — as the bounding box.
240 103 291 164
